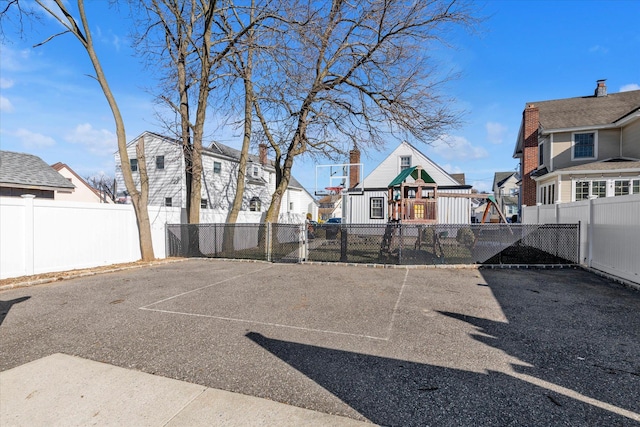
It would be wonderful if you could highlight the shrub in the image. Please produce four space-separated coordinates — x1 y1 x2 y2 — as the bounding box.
456 227 475 247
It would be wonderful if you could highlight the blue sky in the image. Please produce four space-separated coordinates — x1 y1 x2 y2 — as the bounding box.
1 0 639 193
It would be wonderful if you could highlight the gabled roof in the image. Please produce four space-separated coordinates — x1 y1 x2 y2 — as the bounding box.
493 171 515 189
364 141 464 188
450 173 465 185
51 162 102 198
388 166 436 187
1 151 75 191
533 89 640 130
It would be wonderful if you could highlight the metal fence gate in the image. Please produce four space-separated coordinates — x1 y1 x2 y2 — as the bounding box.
167 223 580 266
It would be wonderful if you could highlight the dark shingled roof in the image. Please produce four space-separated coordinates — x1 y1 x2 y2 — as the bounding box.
450 173 466 185
0 151 75 190
531 90 640 130
493 171 515 189
555 158 640 173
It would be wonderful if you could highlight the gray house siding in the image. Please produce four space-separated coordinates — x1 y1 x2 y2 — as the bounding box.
622 119 640 158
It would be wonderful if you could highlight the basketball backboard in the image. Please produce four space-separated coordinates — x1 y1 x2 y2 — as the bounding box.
315 163 363 197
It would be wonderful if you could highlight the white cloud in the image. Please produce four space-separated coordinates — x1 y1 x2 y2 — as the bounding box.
65 123 116 156
485 122 507 145
0 96 14 112
430 135 488 161
471 180 492 194
0 78 14 89
620 83 640 92
589 45 608 54
10 128 56 148
0 45 31 72
442 163 463 174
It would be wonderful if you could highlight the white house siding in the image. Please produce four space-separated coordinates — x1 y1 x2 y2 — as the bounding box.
438 188 472 224
363 142 461 188
115 133 185 208
347 142 470 225
344 190 387 224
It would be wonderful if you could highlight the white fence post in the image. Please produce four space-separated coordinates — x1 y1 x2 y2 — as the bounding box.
22 195 36 276
588 198 594 268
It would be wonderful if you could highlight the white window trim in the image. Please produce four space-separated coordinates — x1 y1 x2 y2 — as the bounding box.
549 134 554 171
399 155 411 172
370 197 384 219
213 161 222 174
571 131 598 161
538 140 544 168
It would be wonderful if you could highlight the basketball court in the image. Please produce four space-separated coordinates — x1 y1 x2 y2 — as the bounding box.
1 259 639 425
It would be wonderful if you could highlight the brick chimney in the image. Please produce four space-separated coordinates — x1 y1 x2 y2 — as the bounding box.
595 79 607 97
521 104 539 206
349 148 360 189
259 144 268 166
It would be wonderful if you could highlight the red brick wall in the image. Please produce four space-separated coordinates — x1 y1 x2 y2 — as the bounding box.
522 105 539 206
349 148 360 189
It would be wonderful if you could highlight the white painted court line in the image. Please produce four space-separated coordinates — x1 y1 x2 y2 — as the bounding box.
385 268 409 340
140 264 410 341
139 264 275 309
139 307 390 341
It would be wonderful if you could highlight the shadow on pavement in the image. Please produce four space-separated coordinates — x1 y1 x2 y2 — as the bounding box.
0 296 30 327
247 270 640 426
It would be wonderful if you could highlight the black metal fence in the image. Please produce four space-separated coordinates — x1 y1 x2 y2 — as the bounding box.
166 223 304 263
167 223 580 266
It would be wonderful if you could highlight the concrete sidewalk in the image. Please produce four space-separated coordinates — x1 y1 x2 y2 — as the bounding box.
0 354 372 427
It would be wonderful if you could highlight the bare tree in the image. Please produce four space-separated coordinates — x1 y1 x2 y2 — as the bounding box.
86 173 117 202
251 0 477 222
2 0 155 260
136 0 269 224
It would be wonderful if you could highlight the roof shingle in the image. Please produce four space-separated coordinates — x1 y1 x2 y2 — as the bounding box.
0 151 75 190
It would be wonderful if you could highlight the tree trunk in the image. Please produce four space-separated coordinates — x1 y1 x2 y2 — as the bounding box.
77 0 155 260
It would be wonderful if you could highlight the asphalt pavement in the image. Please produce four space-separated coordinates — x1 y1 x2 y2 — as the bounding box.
1 259 639 426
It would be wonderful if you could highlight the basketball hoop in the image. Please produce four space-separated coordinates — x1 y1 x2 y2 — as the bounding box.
325 186 344 195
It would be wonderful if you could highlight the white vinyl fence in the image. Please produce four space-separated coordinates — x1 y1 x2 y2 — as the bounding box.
1 195 301 280
522 194 640 285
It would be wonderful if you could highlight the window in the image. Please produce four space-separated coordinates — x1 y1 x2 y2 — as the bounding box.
289 202 294 211
572 132 596 159
400 156 411 171
200 199 208 209
156 155 165 170
213 161 221 174
252 165 260 178
575 181 589 201
414 204 424 219
165 197 172 207
538 142 544 166
130 159 138 172
592 181 606 198
370 197 384 219
615 180 630 196
249 196 261 212
633 179 640 194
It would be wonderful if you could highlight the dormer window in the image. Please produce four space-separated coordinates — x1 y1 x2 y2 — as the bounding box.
251 165 261 178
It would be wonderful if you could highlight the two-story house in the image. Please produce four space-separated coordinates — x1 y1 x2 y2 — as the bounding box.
513 80 640 208
492 171 519 220
114 131 318 221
